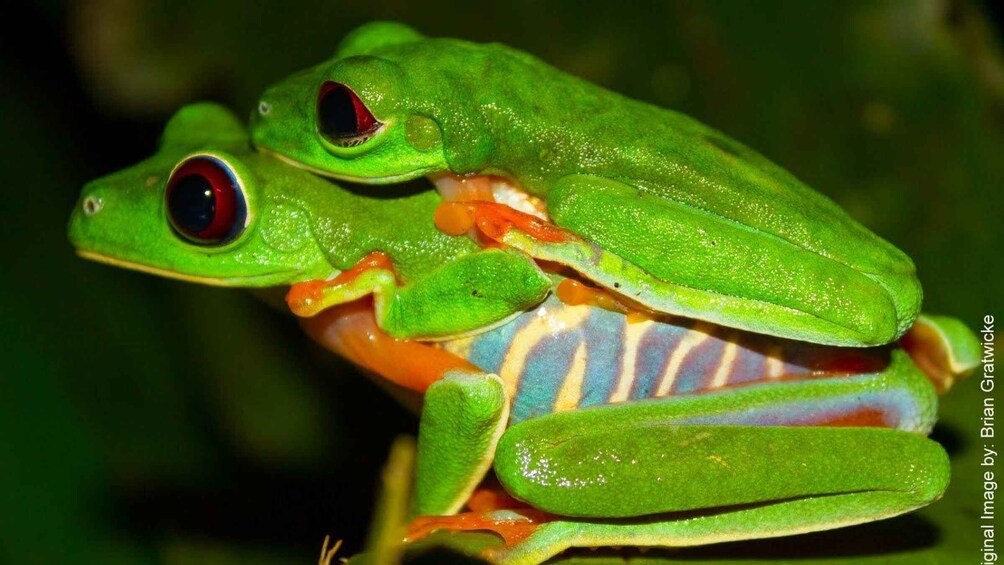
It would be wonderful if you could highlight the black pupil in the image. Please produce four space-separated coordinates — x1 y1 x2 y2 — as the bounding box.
319 86 358 136
168 174 215 234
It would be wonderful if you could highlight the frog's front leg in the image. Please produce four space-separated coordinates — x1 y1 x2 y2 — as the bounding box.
287 247 550 339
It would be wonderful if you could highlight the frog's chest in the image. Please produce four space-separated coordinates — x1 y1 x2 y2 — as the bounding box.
438 297 866 424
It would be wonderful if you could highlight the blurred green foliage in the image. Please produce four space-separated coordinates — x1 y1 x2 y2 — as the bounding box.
2 0 1001 563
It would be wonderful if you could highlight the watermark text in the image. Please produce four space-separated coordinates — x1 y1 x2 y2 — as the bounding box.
981 314 996 565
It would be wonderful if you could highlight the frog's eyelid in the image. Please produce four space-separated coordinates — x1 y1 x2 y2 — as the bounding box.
317 81 382 142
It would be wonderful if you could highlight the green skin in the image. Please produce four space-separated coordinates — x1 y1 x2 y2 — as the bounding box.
252 21 922 348
417 349 957 565
69 104 973 565
69 103 551 339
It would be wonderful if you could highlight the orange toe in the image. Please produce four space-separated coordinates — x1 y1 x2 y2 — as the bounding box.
406 509 551 546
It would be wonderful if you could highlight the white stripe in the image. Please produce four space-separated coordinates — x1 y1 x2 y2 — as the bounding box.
554 340 588 412
656 324 711 396
608 319 655 403
710 337 740 388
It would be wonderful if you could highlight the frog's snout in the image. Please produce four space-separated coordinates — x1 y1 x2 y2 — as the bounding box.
81 195 103 217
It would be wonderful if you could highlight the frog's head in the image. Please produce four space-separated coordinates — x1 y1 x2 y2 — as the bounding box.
69 103 332 287
252 22 460 183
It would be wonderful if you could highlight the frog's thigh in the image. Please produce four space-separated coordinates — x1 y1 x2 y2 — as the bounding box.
544 174 899 347
492 425 947 565
498 422 947 517
414 371 509 516
381 249 550 338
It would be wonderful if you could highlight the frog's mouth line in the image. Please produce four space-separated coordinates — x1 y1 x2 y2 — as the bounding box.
75 250 291 287
259 146 433 184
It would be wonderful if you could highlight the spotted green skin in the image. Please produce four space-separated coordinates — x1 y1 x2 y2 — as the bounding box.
252 21 922 348
68 103 550 339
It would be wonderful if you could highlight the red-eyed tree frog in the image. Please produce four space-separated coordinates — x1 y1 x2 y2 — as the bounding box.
251 21 923 349
70 104 979 565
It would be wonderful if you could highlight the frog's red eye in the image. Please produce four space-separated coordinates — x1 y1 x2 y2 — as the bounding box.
166 156 246 245
317 81 381 145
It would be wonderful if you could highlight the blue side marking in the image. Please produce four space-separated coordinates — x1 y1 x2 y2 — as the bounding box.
511 330 580 423
672 337 724 394
631 322 688 400
466 310 536 374
579 309 625 408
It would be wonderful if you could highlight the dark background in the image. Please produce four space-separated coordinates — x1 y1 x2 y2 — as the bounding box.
2 1 1002 563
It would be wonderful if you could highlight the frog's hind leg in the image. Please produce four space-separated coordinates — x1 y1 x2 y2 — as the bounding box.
485 350 948 563
540 174 910 347
491 422 948 564
405 480 558 549
492 438 948 565
407 508 553 549
436 173 905 347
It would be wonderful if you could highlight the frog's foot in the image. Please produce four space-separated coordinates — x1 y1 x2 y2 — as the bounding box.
467 485 526 512
555 278 655 323
286 252 396 317
432 178 668 326
901 314 981 392
432 173 548 219
432 173 495 202
406 508 553 547
432 174 565 245
435 200 570 245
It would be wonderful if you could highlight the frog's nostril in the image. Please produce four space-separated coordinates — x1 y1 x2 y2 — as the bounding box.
82 196 103 217
258 100 271 116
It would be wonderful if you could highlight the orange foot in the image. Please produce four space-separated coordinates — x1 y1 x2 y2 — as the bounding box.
285 252 395 317
434 201 570 244
467 486 526 512
406 508 553 546
555 278 655 323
